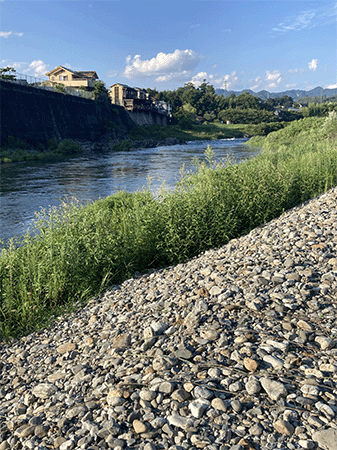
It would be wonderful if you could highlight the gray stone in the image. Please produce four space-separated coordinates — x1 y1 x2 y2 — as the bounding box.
312 428 337 450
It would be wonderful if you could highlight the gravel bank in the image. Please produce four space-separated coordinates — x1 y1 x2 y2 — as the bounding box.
1 187 337 450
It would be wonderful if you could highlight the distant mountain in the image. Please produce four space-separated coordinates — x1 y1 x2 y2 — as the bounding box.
215 86 337 101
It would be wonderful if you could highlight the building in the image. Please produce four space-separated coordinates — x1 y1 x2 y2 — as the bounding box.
109 83 170 116
45 66 99 90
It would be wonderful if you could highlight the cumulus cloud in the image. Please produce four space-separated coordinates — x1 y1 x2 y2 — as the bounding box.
188 71 238 90
123 49 200 81
265 70 283 89
308 59 318 71
25 60 48 78
0 31 23 38
326 83 337 89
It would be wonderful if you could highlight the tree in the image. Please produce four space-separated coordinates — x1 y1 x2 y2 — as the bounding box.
0 66 16 80
54 84 66 94
93 80 109 100
235 92 262 110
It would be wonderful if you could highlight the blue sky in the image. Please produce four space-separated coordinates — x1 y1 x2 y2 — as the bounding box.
1 1 336 93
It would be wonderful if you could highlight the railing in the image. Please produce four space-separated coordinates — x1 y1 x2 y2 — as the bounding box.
1 71 95 100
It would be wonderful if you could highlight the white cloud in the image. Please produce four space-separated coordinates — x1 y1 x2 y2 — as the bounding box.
272 11 316 32
0 31 23 38
188 71 238 90
265 70 283 89
272 3 337 33
288 68 304 74
249 76 262 91
326 83 337 89
123 49 200 80
106 69 119 78
308 59 318 71
285 83 298 88
25 60 48 78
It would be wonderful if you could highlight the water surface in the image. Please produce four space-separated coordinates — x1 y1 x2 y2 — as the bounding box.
0 138 258 242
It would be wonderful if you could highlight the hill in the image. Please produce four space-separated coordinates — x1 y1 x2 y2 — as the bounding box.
215 86 337 101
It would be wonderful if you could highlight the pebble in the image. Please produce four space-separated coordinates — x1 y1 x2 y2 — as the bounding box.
1 187 337 449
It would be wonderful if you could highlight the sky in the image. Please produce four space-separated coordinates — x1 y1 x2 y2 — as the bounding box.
1 0 336 93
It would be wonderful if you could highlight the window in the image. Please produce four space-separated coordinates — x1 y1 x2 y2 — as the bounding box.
59 75 68 81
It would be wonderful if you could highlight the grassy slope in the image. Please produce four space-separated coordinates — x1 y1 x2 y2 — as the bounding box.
1 114 336 340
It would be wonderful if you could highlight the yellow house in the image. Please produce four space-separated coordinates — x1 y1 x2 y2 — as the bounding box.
45 66 98 90
109 83 137 106
109 83 151 110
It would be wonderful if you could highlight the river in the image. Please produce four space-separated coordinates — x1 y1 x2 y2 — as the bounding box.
0 138 259 243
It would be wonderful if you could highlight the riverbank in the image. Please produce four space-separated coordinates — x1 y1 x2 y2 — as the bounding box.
0 120 278 164
0 186 336 450
1 115 336 341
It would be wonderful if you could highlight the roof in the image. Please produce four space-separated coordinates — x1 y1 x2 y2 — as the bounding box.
110 83 136 89
76 71 98 79
45 65 98 79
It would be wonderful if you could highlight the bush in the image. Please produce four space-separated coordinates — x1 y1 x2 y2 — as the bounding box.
111 141 133 152
57 140 82 155
48 137 59 151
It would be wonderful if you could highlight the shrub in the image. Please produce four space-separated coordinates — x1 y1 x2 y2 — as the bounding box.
57 140 82 155
48 137 59 151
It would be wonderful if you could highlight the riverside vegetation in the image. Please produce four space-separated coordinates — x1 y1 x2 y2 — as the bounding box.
0 113 337 340
0 138 82 164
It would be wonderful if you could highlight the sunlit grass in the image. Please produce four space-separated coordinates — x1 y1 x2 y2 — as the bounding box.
1 114 337 340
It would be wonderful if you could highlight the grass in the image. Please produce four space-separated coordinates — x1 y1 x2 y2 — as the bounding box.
128 121 278 142
0 139 82 163
1 114 337 340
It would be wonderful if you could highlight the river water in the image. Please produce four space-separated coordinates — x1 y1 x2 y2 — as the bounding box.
0 138 259 243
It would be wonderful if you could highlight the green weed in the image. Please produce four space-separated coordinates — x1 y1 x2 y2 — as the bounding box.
1 116 337 340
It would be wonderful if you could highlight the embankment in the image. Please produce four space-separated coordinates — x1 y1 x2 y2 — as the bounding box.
0 80 135 145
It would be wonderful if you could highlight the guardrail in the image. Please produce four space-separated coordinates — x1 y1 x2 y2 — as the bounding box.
1 71 95 100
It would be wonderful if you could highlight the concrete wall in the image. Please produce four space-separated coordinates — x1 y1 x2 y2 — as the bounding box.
0 80 135 145
127 109 169 126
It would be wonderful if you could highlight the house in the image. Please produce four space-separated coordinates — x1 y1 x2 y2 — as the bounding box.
109 82 171 117
109 83 137 106
45 66 99 90
109 83 152 111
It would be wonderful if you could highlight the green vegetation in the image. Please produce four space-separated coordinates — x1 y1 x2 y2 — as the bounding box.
0 138 82 163
128 121 284 143
148 82 304 125
0 66 16 80
1 115 337 340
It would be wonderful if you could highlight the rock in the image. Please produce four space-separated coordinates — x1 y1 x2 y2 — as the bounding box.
189 398 210 418
312 428 337 450
243 357 259 372
260 377 287 401
31 383 58 399
315 335 334 350
274 419 294 435
56 342 76 354
112 333 131 348
132 420 147 434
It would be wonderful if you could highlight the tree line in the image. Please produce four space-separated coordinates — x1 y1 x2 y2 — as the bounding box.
147 82 337 127
147 82 300 126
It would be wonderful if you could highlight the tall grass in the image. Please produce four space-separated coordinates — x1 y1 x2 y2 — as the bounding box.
1 114 337 340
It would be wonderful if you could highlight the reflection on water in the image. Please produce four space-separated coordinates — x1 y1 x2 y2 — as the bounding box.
0 139 259 242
